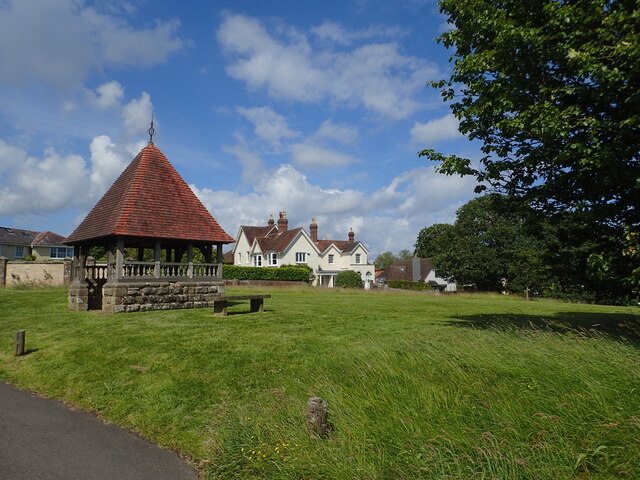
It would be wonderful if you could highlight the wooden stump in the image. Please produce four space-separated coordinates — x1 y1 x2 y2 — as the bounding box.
15 330 25 356
307 396 329 438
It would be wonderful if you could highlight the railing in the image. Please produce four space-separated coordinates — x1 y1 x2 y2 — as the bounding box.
85 264 108 280
108 261 221 282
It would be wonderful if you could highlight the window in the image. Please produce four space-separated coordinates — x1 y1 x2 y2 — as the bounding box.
295 252 306 263
238 252 242 263
50 247 73 259
355 253 361 264
15 246 24 258
254 255 262 267
246 251 250 264
268 252 278 266
328 254 334 264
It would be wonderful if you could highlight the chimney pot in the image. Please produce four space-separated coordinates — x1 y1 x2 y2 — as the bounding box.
277 211 288 232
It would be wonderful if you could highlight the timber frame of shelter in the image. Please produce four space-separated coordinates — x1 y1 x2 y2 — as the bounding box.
64 138 235 314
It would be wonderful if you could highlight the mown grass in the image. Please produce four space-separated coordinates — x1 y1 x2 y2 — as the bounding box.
0 286 638 479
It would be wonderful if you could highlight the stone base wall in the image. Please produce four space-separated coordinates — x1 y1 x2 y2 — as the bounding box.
68 281 89 311
102 281 225 314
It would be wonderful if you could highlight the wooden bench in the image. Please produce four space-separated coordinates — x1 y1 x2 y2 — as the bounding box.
213 294 271 316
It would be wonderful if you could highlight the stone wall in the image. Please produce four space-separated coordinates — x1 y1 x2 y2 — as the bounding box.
102 281 225 314
1 259 72 287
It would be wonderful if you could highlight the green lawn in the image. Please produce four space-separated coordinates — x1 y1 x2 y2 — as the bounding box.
0 286 638 479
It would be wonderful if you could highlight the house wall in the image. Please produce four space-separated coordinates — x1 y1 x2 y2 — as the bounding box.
0 244 30 260
234 231 253 266
1 260 72 287
279 234 319 269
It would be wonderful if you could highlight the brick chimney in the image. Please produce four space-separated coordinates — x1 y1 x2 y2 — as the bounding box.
277 211 288 233
267 214 275 227
310 218 318 242
348 227 354 242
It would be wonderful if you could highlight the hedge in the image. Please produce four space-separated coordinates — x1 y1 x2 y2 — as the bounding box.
222 265 311 282
385 280 433 291
335 270 363 288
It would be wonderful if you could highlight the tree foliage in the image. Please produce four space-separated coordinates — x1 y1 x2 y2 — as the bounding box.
422 0 640 229
335 270 363 288
416 194 637 303
374 250 414 270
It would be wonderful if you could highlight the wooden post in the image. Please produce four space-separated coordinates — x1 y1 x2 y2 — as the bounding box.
154 240 161 279
307 397 329 438
15 330 25 356
115 238 124 281
187 243 194 278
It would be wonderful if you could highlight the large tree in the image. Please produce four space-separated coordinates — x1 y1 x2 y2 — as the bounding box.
421 0 640 229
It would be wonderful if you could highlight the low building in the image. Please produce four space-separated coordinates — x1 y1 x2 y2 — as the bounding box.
380 257 456 292
232 212 375 287
0 227 73 260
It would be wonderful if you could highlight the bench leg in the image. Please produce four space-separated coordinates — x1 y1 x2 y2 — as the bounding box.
213 301 228 317
250 298 264 313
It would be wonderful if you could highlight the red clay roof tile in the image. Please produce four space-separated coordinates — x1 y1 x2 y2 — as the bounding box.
65 145 234 244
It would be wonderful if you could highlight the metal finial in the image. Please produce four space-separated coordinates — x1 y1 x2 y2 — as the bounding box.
148 116 155 145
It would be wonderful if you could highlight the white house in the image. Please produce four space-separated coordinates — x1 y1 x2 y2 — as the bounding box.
232 212 375 287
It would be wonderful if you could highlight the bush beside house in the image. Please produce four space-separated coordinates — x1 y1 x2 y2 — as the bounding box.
335 270 363 288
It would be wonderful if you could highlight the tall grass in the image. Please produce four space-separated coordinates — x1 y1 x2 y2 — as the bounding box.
0 286 638 479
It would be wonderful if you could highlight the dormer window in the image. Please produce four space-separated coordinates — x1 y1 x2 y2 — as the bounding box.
295 252 306 263
328 254 334 264
355 253 361 264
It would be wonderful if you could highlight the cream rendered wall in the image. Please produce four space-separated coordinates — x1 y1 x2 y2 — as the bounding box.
33 246 51 260
233 230 254 265
0 244 26 260
278 232 319 270
317 245 342 271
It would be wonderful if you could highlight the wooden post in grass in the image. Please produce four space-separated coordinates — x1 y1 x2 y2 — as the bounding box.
307 397 329 438
15 330 25 356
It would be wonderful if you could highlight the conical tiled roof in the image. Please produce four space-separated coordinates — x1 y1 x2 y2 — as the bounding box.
65 144 234 244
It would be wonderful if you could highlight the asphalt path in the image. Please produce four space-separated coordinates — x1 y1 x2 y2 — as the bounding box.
0 382 199 479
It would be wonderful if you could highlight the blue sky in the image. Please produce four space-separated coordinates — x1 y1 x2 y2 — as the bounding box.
0 0 480 257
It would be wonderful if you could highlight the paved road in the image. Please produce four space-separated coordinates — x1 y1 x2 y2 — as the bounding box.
0 382 200 479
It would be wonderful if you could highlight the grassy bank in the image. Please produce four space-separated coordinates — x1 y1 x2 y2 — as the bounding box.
0 286 638 479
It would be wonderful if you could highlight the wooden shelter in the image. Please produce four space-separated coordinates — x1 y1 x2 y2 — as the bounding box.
64 142 234 313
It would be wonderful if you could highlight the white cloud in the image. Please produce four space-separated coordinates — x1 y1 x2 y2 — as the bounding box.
122 92 153 135
237 106 300 149
290 143 361 170
88 135 128 195
313 120 359 145
192 158 476 256
310 21 406 45
218 13 439 119
0 0 184 89
0 141 90 215
410 113 463 144
0 133 145 217
92 81 125 109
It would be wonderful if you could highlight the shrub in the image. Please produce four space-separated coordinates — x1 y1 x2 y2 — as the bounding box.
24 254 37 261
335 270 363 288
386 280 433 291
222 265 310 283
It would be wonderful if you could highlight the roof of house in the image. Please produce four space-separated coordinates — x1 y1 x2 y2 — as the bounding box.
254 227 304 253
65 144 235 245
240 225 276 246
315 240 360 254
0 227 67 247
383 258 433 282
